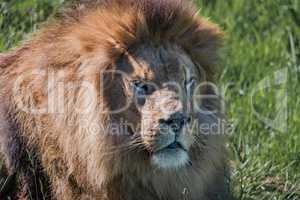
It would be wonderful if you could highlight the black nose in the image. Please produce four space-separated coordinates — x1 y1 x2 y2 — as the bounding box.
159 112 190 133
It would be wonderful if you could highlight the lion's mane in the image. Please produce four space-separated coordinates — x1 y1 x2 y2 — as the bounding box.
0 0 229 199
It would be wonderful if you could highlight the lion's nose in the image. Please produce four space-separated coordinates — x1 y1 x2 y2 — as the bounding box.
159 112 190 134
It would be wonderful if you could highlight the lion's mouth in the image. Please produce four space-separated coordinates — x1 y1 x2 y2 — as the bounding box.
154 139 188 153
165 141 186 151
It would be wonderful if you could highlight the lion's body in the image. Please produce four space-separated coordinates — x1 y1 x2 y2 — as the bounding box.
0 0 231 199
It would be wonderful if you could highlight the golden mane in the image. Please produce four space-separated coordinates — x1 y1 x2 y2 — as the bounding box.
25 0 223 79
0 1 229 199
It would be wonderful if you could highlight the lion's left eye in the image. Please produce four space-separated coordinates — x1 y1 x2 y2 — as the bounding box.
185 77 196 90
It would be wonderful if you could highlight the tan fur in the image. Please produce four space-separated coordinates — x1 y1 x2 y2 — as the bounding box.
0 0 230 199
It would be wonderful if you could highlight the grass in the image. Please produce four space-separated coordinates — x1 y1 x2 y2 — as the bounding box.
1 0 300 199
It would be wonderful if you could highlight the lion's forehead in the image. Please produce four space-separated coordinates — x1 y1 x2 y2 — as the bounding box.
122 45 198 84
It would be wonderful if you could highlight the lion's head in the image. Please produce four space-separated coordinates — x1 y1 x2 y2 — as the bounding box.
106 45 207 169
1 0 227 199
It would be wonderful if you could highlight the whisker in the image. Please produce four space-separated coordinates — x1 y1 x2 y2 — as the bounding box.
97 136 147 157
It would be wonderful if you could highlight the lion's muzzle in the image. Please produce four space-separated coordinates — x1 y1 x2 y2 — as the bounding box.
140 89 194 169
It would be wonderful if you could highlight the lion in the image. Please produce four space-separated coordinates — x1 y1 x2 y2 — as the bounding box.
0 0 231 199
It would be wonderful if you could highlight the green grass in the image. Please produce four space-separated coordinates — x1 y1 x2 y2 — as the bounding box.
1 0 300 199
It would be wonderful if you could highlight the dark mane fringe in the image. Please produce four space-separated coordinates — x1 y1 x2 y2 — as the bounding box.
44 0 223 80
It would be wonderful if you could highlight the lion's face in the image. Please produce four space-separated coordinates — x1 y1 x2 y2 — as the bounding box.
102 45 205 169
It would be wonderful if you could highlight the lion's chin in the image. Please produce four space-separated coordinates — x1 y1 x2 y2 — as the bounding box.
151 147 189 170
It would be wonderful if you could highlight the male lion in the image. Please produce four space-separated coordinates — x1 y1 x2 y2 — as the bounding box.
0 0 231 199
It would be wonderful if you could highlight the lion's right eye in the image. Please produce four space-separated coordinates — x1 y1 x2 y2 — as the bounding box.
133 80 154 96
132 80 155 106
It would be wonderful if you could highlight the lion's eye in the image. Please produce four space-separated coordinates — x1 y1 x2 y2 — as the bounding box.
132 80 155 106
133 80 154 96
185 77 196 90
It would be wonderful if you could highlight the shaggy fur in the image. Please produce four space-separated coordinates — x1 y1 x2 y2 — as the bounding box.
0 0 231 199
